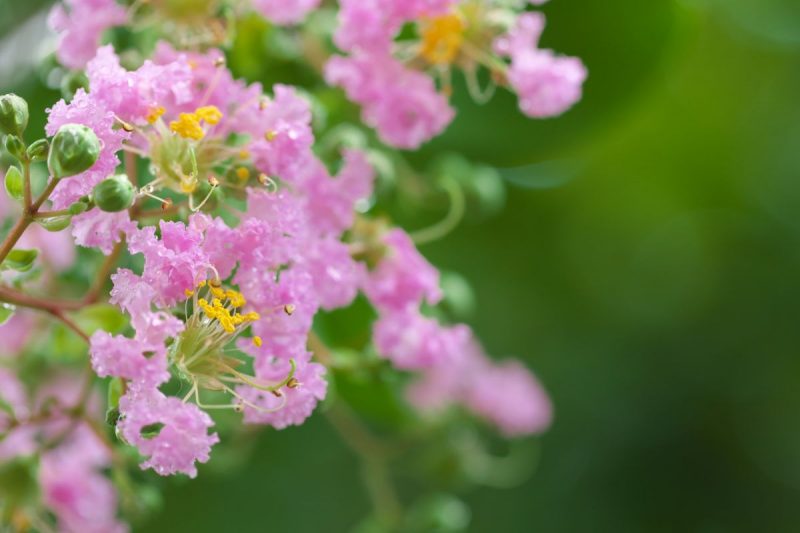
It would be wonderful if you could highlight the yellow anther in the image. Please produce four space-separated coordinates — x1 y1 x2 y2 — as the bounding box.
420 13 465 65
235 167 250 181
170 113 205 140
210 286 226 300
265 130 277 141
197 280 207 288
252 336 263 347
209 278 222 288
286 377 300 389
147 106 166 124
238 149 250 159
180 178 197 194
185 289 194 297
243 312 260 322
283 304 296 316
195 106 222 126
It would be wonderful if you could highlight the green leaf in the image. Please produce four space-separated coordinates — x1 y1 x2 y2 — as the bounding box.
73 303 128 335
107 377 124 410
140 422 165 439
1 248 38 272
36 215 71 232
0 302 15 325
3 165 23 201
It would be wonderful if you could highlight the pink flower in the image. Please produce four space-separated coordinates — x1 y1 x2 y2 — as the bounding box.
86 45 193 124
71 209 136 255
249 85 315 184
302 237 365 310
126 219 210 307
118 386 219 478
407 338 552 437
48 0 127 70
239 359 327 429
494 13 587 118
40 425 127 533
464 358 553 437
325 53 454 149
363 229 442 312
374 309 470 370
301 149 374 236
251 0 321 25
89 331 171 387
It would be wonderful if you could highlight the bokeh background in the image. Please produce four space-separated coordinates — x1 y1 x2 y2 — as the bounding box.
2 0 800 531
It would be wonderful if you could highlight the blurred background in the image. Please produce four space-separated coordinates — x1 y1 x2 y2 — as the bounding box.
2 0 800 531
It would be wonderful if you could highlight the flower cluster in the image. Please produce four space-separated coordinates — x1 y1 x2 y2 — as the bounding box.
0 0 582 529
326 0 587 148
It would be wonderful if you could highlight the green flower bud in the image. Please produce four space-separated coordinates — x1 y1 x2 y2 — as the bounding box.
67 199 90 215
4 135 25 160
48 124 100 179
26 139 49 162
92 174 135 212
0 94 29 137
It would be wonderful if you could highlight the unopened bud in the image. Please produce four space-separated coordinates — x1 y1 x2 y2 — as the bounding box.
4 135 24 160
0 94 28 136
67 198 91 215
92 174 135 212
26 139 49 162
48 124 100 179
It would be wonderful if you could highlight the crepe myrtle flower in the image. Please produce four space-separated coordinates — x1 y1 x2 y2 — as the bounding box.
326 0 586 148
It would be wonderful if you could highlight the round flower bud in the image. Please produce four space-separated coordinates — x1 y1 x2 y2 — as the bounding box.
26 139 49 162
4 135 25 160
0 94 29 137
92 174 135 212
48 124 100 179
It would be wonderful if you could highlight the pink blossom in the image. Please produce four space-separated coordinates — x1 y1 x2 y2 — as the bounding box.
494 13 587 118
0 312 36 359
46 89 129 209
0 368 36 460
126 220 210 307
325 53 454 149
71 209 136 255
302 237 365 310
86 45 193 124
118 386 219 478
249 85 315 183
48 0 127 70
239 359 327 429
251 0 320 25
301 149 374 236
374 309 470 370
407 338 552 437
89 331 170 387
363 229 442 312
40 425 127 533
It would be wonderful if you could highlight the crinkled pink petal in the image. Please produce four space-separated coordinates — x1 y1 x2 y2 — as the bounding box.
239 359 327 429
71 209 136 255
118 386 219 478
325 53 453 149
48 0 127 70
363 229 442 312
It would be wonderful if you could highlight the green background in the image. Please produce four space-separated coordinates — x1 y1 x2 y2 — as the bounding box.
3 0 800 530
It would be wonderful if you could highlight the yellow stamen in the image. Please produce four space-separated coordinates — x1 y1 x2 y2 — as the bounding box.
252 336 263 347
420 13 466 65
170 113 205 140
185 289 194 297
147 106 166 124
265 130 277 141
195 105 222 125
238 149 250 159
235 167 250 181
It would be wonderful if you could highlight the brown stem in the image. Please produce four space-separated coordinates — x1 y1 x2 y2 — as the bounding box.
0 284 83 311
48 309 90 343
23 159 32 209
0 215 32 264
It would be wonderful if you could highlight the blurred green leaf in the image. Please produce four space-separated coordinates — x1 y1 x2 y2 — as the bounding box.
1 248 37 272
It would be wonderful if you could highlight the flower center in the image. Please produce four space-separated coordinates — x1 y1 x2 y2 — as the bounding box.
420 14 466 65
